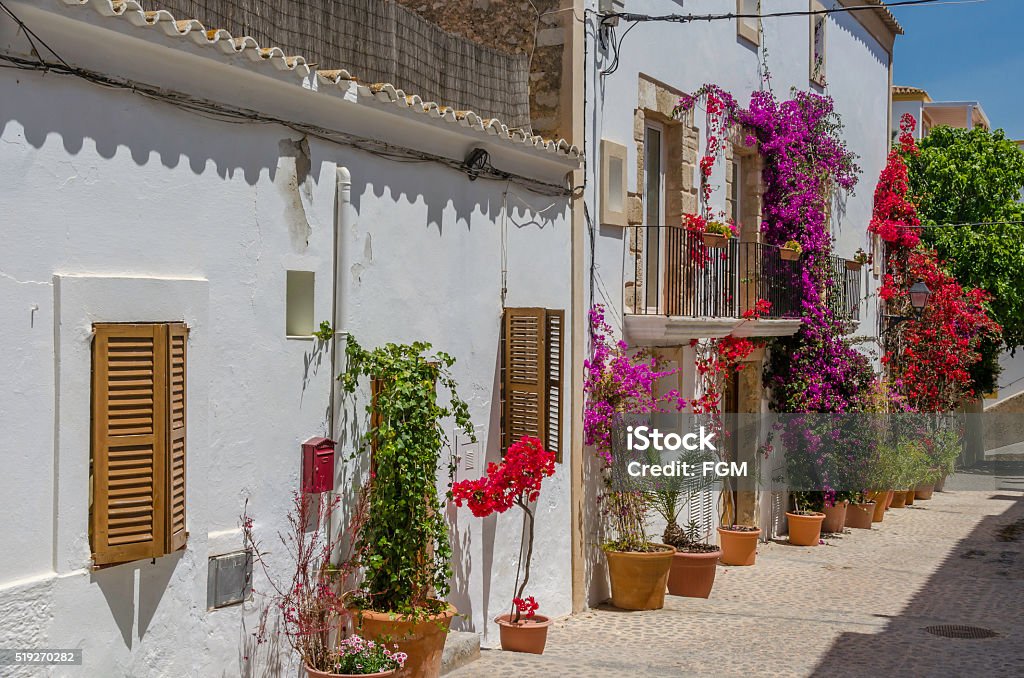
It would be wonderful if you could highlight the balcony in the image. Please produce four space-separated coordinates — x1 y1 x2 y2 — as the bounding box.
624 226 862 345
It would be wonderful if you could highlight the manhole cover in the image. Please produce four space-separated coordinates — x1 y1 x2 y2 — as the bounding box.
924 625 999 639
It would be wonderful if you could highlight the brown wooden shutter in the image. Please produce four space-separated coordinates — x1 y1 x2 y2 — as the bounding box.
503 308 546 452
91 324 167 566
166 323 188 552
544 310 564 462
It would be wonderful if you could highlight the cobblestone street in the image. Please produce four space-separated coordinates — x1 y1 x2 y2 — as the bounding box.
451 475 1024 677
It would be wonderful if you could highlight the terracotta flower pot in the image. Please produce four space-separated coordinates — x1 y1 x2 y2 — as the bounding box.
717 527 762 566
868 491 888 522
605 545 675 610
845 260 863 272
352 602 456 678
889 490 907 509
307 667 396 678
904 489 916 506
915 484 935 500
934 474 947 492
780 247 801 261
885 489 895 510
494 614 552 655
667 549 721 598
822 500 849 533
702 232 729 249
846 502 875 530
786 512 825 546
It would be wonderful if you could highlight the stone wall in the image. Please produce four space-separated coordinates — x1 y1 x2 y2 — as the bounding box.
394 0 568 139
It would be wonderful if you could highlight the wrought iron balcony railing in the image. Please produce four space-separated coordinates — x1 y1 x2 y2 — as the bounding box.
627 226 862 322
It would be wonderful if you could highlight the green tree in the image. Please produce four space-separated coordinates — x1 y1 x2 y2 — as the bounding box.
905 126 1024 390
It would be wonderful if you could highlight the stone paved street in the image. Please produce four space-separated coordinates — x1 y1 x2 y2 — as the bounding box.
450 476 1024 677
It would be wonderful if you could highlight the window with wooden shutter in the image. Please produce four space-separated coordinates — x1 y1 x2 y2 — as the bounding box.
502 308 564 462
91 323 188 567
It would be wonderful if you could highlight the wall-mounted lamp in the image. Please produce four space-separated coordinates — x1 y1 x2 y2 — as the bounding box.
884 279 932 329
463 148 490 181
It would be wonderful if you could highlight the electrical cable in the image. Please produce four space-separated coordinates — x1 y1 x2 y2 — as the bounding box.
600 0 941 27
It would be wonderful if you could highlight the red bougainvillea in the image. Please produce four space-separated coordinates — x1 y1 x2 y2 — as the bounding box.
451 436 555 517
869 114 921 248
881 249 1000 411
872 114 1002 411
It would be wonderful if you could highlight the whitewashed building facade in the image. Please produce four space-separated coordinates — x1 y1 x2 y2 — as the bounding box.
579 0 901 603
0 1 580 674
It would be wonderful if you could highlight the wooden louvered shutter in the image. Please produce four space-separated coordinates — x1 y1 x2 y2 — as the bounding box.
166 323 188 552
544 310 564 462
503 309 546 452
91 324 167 566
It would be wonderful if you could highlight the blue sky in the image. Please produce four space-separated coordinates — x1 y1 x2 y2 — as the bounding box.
890 0 1024 139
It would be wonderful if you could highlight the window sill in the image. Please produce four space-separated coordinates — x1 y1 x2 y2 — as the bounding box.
286 335 315 341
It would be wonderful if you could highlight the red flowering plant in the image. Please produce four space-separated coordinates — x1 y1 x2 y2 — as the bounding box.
881 249 1001 412
871 114 1002 412
869 114 922 249
451 436 556 624
688 301 770 527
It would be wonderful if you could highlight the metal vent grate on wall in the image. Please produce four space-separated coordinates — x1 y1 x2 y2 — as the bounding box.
207 550 253 610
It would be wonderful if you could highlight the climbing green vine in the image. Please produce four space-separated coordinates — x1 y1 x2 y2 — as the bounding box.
340 335 474 616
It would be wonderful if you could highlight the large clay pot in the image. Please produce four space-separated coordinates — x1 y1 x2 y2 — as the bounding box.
717 527 762 566
934 474 947 492
889 490 907 509
786 512 826 546
885 490 894 510
307 668 395 678
495 614 552 654
605 545 675 610
352 603 456 678
915 484 935 500
822 500 849 533
846 502 875 530
667 549 721 598
904 489 916 506
868 491 889 522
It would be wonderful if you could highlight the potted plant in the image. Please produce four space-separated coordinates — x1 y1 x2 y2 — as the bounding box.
646 449 721 598
308 637 408 678
822 493 850 534
702 220 735 249
845 492 876 530
340 337 475 678
242 492 396 677
846 248 869 271
786 492 826 546
780 240 803 261
583 305 683 610
451 436 556 654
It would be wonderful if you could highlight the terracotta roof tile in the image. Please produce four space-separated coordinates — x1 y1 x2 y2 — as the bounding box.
56 0 582 162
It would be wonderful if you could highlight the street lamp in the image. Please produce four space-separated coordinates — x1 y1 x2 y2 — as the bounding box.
884 280 931 328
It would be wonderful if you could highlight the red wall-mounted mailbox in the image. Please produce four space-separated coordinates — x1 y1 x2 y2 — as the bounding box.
301 437 335 494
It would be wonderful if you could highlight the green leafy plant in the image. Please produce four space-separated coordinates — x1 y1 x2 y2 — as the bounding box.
340 335 474 617
645 447 719 552
704 220 735 238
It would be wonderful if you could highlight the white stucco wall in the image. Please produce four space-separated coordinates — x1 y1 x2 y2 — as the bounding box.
0 7 574 675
